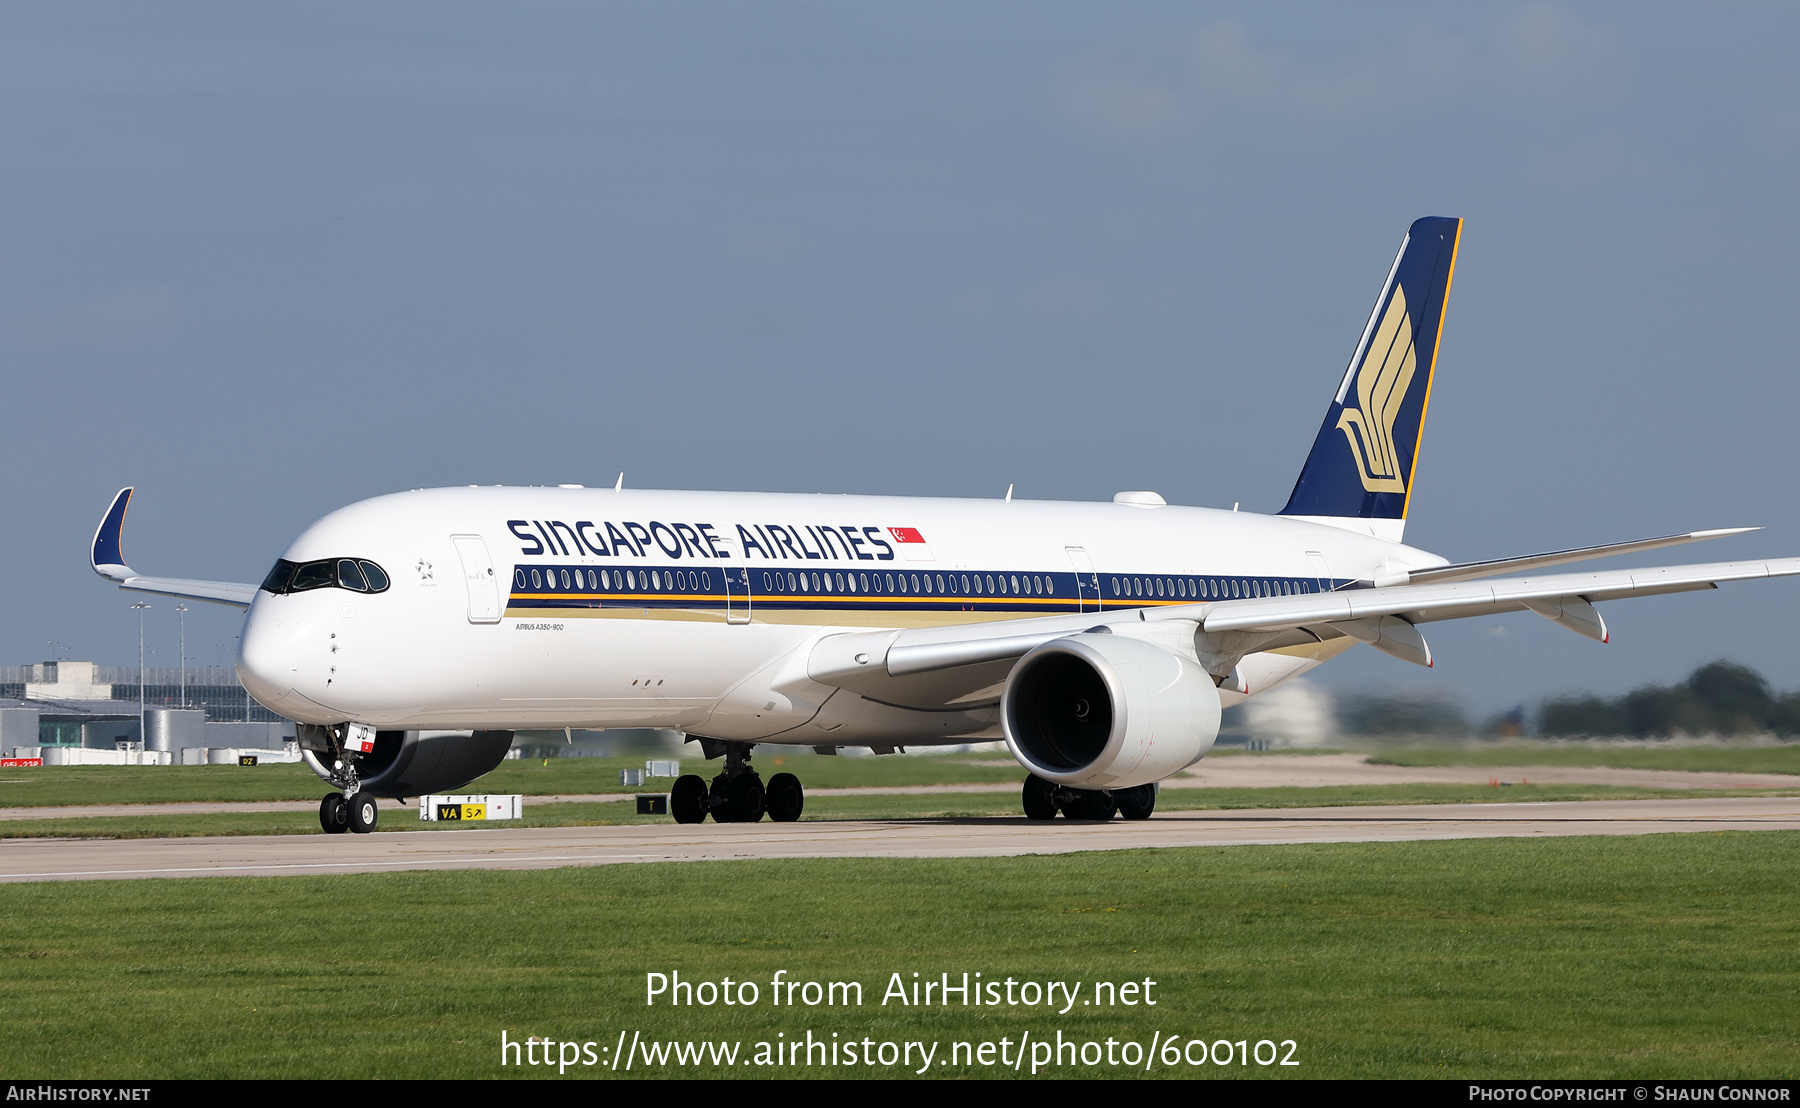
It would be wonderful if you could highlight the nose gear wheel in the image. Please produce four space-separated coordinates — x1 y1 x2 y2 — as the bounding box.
319 793 350 834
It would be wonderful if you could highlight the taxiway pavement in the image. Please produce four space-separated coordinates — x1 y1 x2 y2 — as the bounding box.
2 795 1794 883
3 754 1793 821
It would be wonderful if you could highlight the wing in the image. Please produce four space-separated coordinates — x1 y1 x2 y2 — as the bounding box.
807 555 1800 707
90 487 259 609
1386 528 1756 587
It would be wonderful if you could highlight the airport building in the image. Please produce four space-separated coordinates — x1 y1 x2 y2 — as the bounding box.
0 661 296 762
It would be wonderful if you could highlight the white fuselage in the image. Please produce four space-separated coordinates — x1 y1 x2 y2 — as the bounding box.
236 486 1443 745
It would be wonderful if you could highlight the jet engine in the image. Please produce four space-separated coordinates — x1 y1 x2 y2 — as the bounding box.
1001 634 1219 789
299 728 515 798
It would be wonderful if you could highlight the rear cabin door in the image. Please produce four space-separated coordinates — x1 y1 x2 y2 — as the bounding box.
1306 550 1334 594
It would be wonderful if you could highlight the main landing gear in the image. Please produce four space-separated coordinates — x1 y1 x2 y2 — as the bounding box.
670 739 805 825
319 791 380 834
1022 775 1157 822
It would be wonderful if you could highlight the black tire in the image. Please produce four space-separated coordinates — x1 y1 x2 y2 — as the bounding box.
766 773 804 822
1116 783 1157 821
726 774 766 823
670 775 708 824
1021 775 1059 820
708 774 734 823
347 793 380 834
319 793 349 834
1061 788 1117 821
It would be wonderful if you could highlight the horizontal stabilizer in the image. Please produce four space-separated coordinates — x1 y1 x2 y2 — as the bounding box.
1389 528 1757 587
89 486 258 609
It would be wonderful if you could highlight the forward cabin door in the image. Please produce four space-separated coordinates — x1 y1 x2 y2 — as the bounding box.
452 535 502 624
1066 547 1101 612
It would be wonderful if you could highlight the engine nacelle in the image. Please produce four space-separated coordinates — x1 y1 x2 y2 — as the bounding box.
299 728 514 798
1002 634 1219 789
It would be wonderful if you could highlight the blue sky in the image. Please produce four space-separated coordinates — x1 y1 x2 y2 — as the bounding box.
3 3 1797 714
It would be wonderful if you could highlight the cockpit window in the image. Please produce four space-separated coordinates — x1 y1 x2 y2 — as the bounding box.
260 558 391 596
360 560 389 591
290 561 336 592
337 559 368 592
261 561 295 593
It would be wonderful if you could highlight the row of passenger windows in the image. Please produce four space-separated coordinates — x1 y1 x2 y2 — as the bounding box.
261 558 391 595
1111 576 1315 599
508 565 1321 603
516 567 713 593
511 565 1058 598
764 570 1051 597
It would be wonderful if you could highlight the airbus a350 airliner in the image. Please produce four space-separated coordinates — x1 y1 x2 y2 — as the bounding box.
89 217 1800 834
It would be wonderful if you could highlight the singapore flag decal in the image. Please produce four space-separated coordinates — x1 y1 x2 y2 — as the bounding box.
889 527 934 562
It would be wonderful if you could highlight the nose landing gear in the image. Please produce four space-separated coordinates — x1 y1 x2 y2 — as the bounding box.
318 791 380 834
669 739 806 824
319 793 350 834
309 722 383 834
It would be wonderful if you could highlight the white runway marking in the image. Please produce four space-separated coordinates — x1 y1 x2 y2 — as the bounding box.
1 796 1795 883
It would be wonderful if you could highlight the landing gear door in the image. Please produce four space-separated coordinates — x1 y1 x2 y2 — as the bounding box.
452 535 502 624
1066 547 1101 612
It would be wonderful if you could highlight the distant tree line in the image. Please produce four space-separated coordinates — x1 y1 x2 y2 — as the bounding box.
1335 692 1469 737
1538 661 1800 737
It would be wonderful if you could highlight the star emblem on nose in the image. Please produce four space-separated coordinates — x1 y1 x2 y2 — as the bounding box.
416 559 433 581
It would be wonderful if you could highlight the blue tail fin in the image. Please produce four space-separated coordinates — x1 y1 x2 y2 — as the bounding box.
1279 216 1462 537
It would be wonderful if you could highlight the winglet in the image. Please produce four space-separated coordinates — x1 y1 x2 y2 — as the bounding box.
91 487 135 581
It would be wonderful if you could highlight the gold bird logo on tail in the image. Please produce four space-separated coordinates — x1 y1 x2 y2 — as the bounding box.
1335 284 1416 493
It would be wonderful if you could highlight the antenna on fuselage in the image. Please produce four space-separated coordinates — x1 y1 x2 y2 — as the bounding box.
1005 483 1013 502
615 473 624 491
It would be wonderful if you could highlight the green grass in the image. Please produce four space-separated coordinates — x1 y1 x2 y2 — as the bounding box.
0 762 329 807
0 751 1020 809
4 783 1794 840
1369 742 1800 775
2 832 1796 1078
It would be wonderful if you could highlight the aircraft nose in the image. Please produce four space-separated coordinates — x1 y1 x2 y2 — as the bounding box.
236 600 297 711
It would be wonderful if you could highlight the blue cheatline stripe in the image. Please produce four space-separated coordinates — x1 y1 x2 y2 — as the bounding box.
502 563 1346 614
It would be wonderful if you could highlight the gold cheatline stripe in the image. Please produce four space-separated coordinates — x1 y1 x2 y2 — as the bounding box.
1401 217 1461 522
